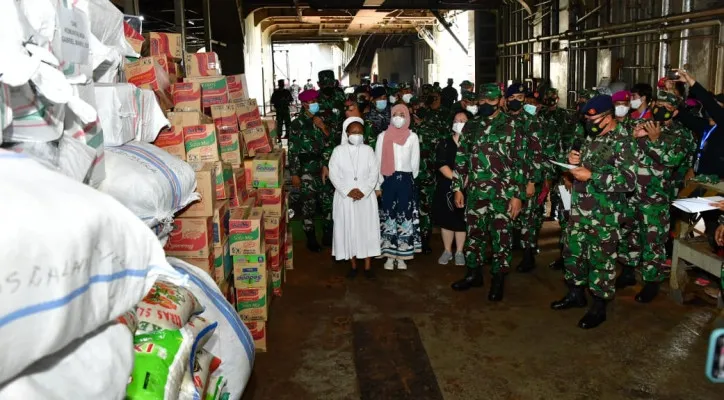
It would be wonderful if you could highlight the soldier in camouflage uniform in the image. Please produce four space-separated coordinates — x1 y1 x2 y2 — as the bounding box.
344 95 377 150
366 86 391 137
539 88 575 221
551 95 637 329
450 84 527 302
290 89 330 252
450 83 477 120
615 91 697 303
416 87 448 253
398 82 414 105
505 84 546 272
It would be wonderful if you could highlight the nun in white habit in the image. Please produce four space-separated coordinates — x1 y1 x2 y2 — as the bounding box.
329 117 382 279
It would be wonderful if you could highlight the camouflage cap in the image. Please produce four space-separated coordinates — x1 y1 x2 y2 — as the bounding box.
398 82 411 90
478 83 502 99
656 90 681 107
317 69 335 84
460 80 474 89
387 86 399 96
461 90 477 101
576 88 596 101
544 88 559 98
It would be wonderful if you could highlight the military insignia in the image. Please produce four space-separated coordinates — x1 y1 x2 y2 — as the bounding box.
587 108 596 115
534 92 539 98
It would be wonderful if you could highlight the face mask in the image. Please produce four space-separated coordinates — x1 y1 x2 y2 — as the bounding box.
614 105 630 117
309 103 320 115
391 116 406 128
402 93 413 104
389 96 397 104
630 98 643 109
321 87 335 97
523 104 537 116
652 106 674 122
584 117 607 136
465 105 478 115
348 134 363 146
452 122 465 134
479 103 498 118
375 100 387 111
507 99 522 112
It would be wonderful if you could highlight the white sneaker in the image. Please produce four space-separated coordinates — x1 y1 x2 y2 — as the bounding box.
384 258 395 270
454 252 466 266
438 251 453 265
397 260 407 270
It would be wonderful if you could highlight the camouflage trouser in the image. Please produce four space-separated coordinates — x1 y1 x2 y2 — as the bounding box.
465 200 513 275
618 202 669 282
300 173 332 234
416 174 435 243
563 221 620 299
519 189 544 249
320 180 334 232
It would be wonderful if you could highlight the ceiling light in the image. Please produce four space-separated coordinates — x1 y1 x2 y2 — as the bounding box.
138 15 144 21
343 37 349 41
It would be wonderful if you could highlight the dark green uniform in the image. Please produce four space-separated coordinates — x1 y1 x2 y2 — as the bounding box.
416 106 448 245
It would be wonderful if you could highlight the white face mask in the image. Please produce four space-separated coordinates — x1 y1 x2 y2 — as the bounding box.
389 96 397 104
615 105 630 117
391 116 406 128
466 105 478 115
630 98 643 109
402 93 413 104
452 122 465 134
348 134 363 146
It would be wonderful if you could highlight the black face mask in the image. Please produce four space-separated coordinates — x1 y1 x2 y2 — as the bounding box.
584 118 607 136
479 103 498 118
652 106 675 122
321 87 335 97
507 99 522 112
357 100 368 111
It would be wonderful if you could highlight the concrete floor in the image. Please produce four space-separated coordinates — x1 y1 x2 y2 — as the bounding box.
241 222 724 400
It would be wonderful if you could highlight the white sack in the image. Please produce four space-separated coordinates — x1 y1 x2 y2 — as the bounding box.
169 258 255 400
0 84 12 139
138 88 170 143
0 150 185 385
94 83 138 146
99 142 199 229
0 1 42 87
5 81 66 143
0 321 133 400
76 0 139 58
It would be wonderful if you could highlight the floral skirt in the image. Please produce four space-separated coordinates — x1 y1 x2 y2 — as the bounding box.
380 172 422 260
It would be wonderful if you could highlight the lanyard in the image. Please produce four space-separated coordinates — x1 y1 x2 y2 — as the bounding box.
700 124 717 150
634 108 648 120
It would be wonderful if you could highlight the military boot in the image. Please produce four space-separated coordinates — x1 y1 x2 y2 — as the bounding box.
635 282 660 303
421 235 433 255
306 231 322 252
551 284 588 310
615 265 637 289
578 296 608 329
488 273 505 301
548 257 564 270
322 227 333 247
451 268 484 291
516 248 536 273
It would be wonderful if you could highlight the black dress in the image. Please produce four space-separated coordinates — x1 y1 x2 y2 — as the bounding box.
433 137 466 232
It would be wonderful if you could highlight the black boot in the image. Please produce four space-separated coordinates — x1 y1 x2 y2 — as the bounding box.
635 282 660 303
516 248 537 273
306 231 322 252
578 296 608 329
615 265 637 289
322 227 333 247
451 268 484 291
551 284 587 310
488 273 505 301
548 257 564 270
421 235 432 255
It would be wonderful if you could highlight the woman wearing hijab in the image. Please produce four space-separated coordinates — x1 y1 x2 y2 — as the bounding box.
329 117 382 279
375 104 421 270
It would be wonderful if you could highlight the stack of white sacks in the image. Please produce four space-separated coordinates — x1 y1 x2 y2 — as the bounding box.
0 1 253 399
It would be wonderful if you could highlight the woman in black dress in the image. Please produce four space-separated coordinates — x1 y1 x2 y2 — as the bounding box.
434 111 469 265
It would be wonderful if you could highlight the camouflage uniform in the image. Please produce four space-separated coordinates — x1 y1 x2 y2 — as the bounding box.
366 105 391 137
563 122 637 299
416 106 448 246
454 95 527 275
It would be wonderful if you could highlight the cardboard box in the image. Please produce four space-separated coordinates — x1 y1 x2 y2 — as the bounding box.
168 61 182 83
242 126 272 157
235 99 262 130
152 56 170 75
123 57 172 108
214 162 234 200
243 158 254 191
285 229 294 270
253 152 283 189
179 253 214 277
227 74 248 101
124 22 145 54
219 133 243 167
257 188 284 218
271 269 283 297
211 104 239 134
167 111 213 126
264 215 284 246
268 242 281 271
244 321 267 352
229 168 249 207
233 253 268 288
164 217 213 258
185 76 229 110
236 287 268 321
145 32 183 60
213 240 232 284
185 52 221 78
172 82 202 112
178 163 216 217
154 126 185 160
229 207 265 255
212 200 230 247
184 124 219 163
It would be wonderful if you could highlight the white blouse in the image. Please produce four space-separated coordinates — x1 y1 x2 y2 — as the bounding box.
374 131 420 188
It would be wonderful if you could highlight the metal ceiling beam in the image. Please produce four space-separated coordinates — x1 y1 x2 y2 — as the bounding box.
430 9 467 55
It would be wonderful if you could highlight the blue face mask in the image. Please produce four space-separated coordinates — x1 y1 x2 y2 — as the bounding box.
309 102 320 115
375 100 387 111
523 104 537 116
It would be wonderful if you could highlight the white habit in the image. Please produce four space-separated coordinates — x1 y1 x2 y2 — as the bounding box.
328 128 382 261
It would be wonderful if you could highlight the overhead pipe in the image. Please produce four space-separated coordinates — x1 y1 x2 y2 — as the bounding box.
497 7 724 47
567 20 720 43
679 0 691 68
575 4 602 25
430 9 468 55
658 0 671 80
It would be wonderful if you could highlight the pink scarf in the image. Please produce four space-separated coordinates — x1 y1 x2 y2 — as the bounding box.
380 104 411 176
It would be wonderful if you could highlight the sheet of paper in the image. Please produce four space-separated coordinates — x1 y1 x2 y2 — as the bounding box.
672 196 724 213
558 185 571 211
550 160 578 170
